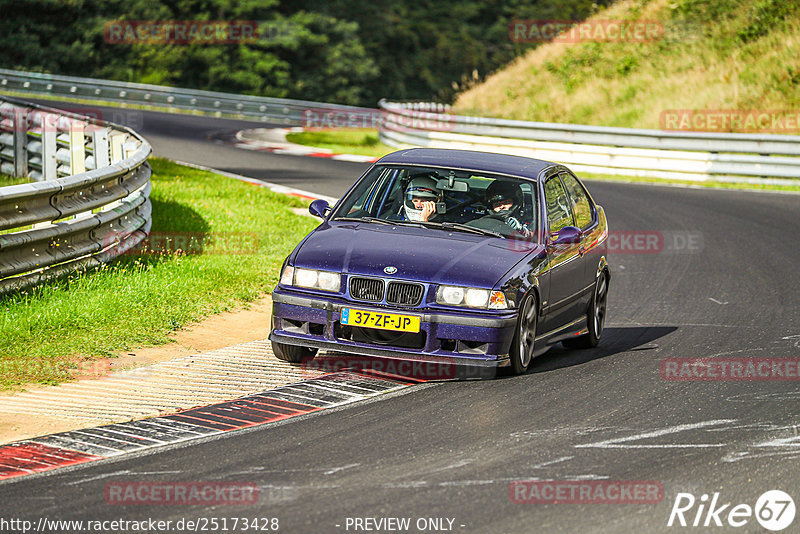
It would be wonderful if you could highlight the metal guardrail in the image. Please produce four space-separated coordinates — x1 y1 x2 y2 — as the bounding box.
0 68 373 126
379 100 800 184
4 69 797 184
0 95 152 295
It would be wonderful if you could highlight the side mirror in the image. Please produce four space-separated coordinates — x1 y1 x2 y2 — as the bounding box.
309 199 331 219
551 226 581 245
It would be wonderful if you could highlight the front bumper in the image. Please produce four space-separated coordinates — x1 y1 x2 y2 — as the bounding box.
269 289 517 367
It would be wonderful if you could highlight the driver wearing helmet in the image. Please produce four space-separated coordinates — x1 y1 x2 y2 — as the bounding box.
400 175 442 222
480 180 532 237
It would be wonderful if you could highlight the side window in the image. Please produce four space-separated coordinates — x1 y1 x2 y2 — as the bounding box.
375 170 405 218
350 168 394 215
519 182 535 232
560 172 594 230
544 176 574 233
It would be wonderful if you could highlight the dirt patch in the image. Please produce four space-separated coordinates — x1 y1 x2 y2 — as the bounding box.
110 295 273 371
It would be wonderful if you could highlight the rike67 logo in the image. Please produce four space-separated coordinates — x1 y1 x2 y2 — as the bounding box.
668 490 795 531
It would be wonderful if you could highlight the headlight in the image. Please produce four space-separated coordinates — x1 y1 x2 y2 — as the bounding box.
439 286 464 305
280 265 341 292
465 288 489 308
317 271 341 291
436 285 511 309
295 268 318 288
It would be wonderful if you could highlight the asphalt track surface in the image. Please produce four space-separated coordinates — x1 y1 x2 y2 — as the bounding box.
2 103 800 533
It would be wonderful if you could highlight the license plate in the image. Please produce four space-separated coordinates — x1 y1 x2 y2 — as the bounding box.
340 308 420 333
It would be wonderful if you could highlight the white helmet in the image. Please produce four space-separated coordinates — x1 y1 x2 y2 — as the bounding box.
403 176 441 221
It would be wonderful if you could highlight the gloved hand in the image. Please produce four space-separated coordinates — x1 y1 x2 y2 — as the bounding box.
505 216 532 238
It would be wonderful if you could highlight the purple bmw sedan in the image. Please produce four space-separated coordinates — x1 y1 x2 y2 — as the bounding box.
269 148 609 375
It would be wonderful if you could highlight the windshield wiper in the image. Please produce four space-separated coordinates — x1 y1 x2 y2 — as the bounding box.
334 217 502 237
386 219 427 228
335 216 396 226
439 222 505 238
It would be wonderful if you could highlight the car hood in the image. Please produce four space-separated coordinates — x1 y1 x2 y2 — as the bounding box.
293 221 543 288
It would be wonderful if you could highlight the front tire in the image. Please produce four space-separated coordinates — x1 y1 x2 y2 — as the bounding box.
509 293 538 375
563 270 608 349
272 341 318 363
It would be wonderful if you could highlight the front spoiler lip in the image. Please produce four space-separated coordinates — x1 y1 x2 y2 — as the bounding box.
269 332 510 368
271 289 514 368
272 289 518 329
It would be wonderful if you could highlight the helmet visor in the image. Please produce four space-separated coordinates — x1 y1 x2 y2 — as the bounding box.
488 195 514 211
406 186 438 202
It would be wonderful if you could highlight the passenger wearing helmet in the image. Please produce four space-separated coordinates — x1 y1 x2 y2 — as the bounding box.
477 180 532 237
400 175 442 222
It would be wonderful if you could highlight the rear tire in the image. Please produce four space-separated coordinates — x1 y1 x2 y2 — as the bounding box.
272 341 318 363
563 270 608 349
509 293 538 375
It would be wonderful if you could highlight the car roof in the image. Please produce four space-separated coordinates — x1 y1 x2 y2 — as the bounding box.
375 148 557 181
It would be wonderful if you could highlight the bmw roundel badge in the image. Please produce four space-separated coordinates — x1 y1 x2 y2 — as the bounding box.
384 266 397 274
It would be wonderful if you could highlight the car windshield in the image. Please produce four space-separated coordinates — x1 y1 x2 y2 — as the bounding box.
331 165 539 240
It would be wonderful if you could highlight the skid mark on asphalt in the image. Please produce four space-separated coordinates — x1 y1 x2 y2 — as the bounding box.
726 391 800 402
574 420 736 449
782 335 800 348
567 419 800 464
0 372 416 482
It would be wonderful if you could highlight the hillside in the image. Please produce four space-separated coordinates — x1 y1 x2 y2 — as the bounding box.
453 0 800 131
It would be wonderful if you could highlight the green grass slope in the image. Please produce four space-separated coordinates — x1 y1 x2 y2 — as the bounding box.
454 0 800 131
0 158 317 389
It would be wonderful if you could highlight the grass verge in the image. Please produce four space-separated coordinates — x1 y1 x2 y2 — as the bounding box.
285 128 394 158
0 157 318 389
0 173 28 187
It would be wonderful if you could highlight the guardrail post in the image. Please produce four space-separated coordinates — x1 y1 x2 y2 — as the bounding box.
110 133 125 164
69 120 86 175
92 128 110 169
95 129 121 213
124 140 138 159
42 113 57 181
12 107 28 179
